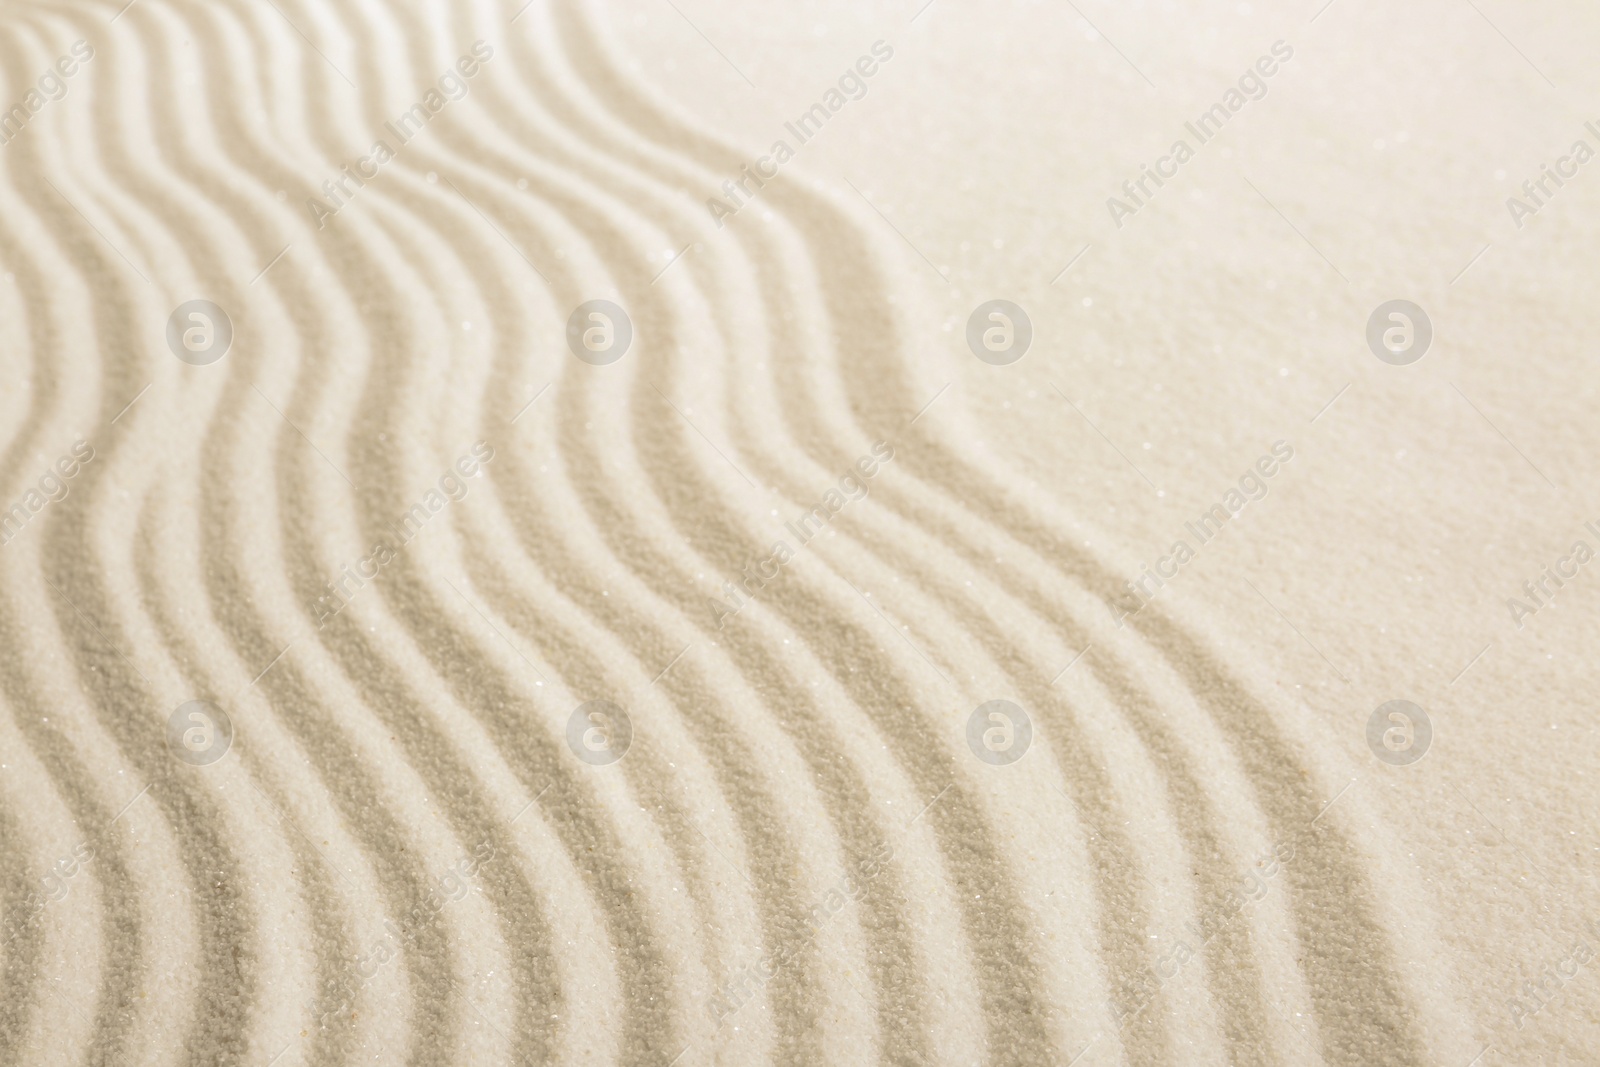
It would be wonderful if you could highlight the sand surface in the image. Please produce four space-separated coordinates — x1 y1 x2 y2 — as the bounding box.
2 0 1599 1063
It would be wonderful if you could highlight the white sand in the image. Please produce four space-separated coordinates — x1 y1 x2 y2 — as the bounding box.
1 0 1597 1063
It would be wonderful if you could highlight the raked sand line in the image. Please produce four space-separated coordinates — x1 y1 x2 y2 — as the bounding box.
554 3 1441 1062
183 2 726 1062
531 12 1094 1062
489 47 1024 1067
233 2 784 1062
400 12 1196 1055
406 8 908 1062
9 6 505 1062
550 6 1248 1062
0 27 193 1067
0 0 1472 1063
0 26 79 1042
171 11 571 1065
37 10 433 1063
0 712 55 1064
260 2 992 1062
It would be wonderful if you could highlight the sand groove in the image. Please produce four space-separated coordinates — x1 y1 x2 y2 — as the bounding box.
0 0 1473 1064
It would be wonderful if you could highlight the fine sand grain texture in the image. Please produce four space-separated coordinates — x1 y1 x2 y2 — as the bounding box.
2 0 1599 1064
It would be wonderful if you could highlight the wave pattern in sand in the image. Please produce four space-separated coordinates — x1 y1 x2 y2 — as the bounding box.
0 1 1470 1064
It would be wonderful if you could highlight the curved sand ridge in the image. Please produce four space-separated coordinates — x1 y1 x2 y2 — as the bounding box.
0 0 1474 1064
